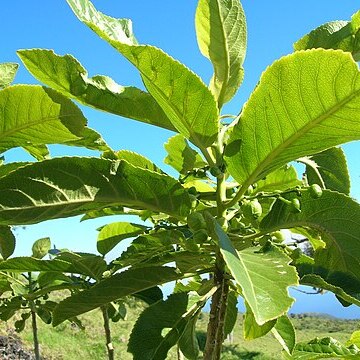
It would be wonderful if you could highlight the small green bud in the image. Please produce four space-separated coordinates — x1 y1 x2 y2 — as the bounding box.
245 185 254 195
309 184 323 198
210 166 222 177
242 199 262 219
272 230 286 243
102 270 112 278
291 198 301 213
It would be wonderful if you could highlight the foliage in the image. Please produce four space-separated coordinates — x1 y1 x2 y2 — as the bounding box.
1 1 360 359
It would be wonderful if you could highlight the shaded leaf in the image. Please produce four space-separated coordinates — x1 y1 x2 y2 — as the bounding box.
0 158 191 225
224 290 238 338
52 266 183 326
66 0 219 149
255 166 301 194
302 147 350 195
261 189 360 284
272 315 296 354
0 63 18 88
164 134 207 175
179 312 200 360
133 286 163 305
294 11 360 61
211 219 298 324
97 222 147 256
18 49 175 132
0 226 16 259
225 50 360 192
196 0 247 106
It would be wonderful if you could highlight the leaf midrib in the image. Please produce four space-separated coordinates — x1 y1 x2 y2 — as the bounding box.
240 85 360 192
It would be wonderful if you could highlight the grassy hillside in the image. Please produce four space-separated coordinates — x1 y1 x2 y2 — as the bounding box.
1 303 358 359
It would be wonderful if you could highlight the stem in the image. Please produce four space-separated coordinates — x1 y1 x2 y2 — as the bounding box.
203 256 229 360
28 273 40 360
101 305 114 360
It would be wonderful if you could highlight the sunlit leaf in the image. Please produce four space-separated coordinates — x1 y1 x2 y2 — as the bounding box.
0 63 18 88
32 237 51 259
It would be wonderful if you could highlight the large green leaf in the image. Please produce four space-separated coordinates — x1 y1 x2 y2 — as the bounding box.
225 49 360 191
97 221 147 256
0 157 191 225
284 337 360 360
301 147 350 194
164 134 207 175
195 0 247 107
294 11 360 61
0 257 78 273
261 189 360 283
0 226 16 259
254 165 301 194
52 266 183 326
212 220 298 324
66 0 219 149
0 63 19 88
18 49 175 132
0 85 106 154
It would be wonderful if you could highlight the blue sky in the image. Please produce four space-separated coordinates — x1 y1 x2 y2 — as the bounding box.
3 1 360 317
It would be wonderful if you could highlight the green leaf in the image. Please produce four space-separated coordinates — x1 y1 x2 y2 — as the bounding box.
0 257 78 273
301 147 350 194
18 49 175 132
286 337 360 359
196 0 247 106
272 315 296 354
133 286 163 305
0 157 191 225
128 292 195 360
164 135 207 175
254 165 302 194
114 230 183 268
348 330 360 347
97 221 147 256
52 266 183 326
224 290 238 338
0 63 19 88
32 237 51 259
225 49 360 191
23 144 50 161
300 274 360 308
211 219 298 324
109 150 162 173
178 312 200 360
261 189 360 283
0 226 16 259
294 11 360 61
244 302 276 340
66 0 219 149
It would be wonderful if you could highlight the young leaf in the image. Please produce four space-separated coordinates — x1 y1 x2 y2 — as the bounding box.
254 165 301 194
0 157 191 225
164 134 207 175
285 337 360 359
18 49 175 132
223 290 238 338
244 302 276 340
32 237 51 259
0 63 19 88
97 221 148 256
301 147 350 194
66 0 219 149
22 144 50 161
211 219 298 325
225 49 360 191
52 266 183 326
109 150 162 173
196 0 247 107
0 226 16 259
294 11 360 61
261 189 360 283
272 315 296 355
